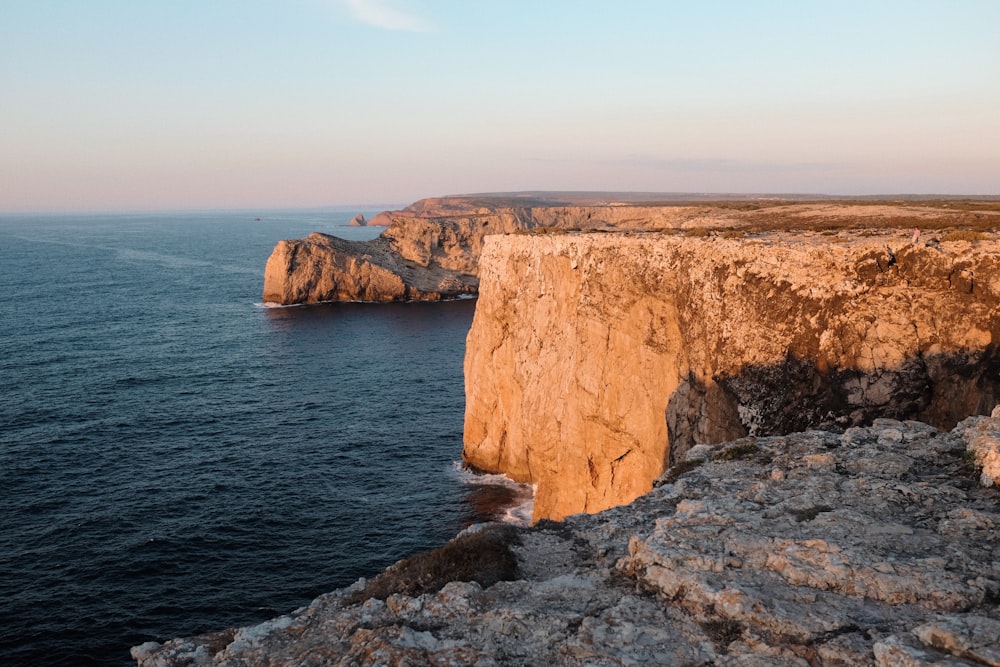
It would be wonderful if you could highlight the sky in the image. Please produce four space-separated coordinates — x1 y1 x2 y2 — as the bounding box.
1 0 999 212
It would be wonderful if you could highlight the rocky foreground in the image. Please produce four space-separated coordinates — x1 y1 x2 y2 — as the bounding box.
135 415 999 666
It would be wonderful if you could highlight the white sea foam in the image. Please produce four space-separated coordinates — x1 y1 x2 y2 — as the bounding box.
451 461 535 525
256 300 313 309
502 493 535 525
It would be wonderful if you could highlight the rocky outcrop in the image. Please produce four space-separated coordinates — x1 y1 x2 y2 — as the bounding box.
134 417 1000 666
463 230 1000 521
261 233 474 303
365 211 393 227
261 211 491 304
141 199 1000 665
263 196 1000 305
261 201 709 304
348 214 366 226
963 414 1000 487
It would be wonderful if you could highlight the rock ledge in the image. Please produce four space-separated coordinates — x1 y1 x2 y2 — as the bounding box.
135 416 999 666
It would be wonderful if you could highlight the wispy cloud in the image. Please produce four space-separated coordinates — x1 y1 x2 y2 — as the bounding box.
343 0 435 32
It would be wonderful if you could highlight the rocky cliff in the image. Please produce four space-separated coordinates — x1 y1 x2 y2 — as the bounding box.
463 230 1000 521
260 201 709 304
263 196 1000 305
137 199 1000 666
134 415 1000 666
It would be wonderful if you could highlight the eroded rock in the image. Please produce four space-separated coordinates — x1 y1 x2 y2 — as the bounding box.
134 419 999 666
463 232 1000 521
262 196 1000 305
260 199 703 304
956 407 1000 487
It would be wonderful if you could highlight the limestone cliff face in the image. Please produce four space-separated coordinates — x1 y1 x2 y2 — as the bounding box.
263 197 1000 304
264 234 405 303
463 231 1000 521
260 201 712 304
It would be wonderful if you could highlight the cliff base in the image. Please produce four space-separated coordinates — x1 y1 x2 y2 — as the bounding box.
464 229 1000 521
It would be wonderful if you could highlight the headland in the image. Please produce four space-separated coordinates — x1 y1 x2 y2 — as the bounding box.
138 194 1000 665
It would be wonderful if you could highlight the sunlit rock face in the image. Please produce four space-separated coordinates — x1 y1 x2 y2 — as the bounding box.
463 231 1000 521
262 234 420 303
262 195 1000 307
261 195 718 304
142 199 1000 665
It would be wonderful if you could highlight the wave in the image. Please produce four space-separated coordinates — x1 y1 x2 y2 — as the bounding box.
451 461 535 526
257 294 479 309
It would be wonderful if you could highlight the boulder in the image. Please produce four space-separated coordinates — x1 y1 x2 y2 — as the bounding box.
134 418 1000 666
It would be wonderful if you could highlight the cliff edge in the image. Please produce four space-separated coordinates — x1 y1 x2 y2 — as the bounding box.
135 416 1000 666
463 229 1000 521
263 196 1000 305
260 199 710 304
137 199 1000 666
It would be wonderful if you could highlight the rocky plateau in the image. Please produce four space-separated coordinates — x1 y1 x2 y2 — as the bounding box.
135 414 999 666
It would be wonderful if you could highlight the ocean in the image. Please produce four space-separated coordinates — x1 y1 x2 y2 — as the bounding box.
0 210 528 666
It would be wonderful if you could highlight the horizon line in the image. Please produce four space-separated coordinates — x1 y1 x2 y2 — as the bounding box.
3 191 1000 216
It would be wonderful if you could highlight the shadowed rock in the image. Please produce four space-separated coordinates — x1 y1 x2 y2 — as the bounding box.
463 231 1000 521
343 524 520 604
134 417 1000 666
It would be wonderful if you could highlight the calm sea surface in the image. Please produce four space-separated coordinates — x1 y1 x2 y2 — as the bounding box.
0 210 525 666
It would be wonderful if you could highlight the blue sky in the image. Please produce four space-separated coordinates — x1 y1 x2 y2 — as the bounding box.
2 0 998 212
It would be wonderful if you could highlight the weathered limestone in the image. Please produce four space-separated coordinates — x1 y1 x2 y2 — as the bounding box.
263 197 1000 305
959 405 1000 487
262 234 424 303
260 201 704 304
219 197 1000 665
134 418 1000 666
463 231 1000 521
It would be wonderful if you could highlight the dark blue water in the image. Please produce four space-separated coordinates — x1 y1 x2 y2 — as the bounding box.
0 211 519 666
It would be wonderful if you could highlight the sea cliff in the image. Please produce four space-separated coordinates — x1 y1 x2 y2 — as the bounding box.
261 199 709 304
262 195 1000 305
138 198 1000 665
463 230 1000 521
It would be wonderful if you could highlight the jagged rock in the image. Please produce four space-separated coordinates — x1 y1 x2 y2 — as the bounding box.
463 232 1000 521
262 233 421 303
263 195 759 304
262 196 1000 305
348 213 366 226
134 419 999 666
874 615 1000 666
261 200 687 304
365 211 394 227
955 407 1000 487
